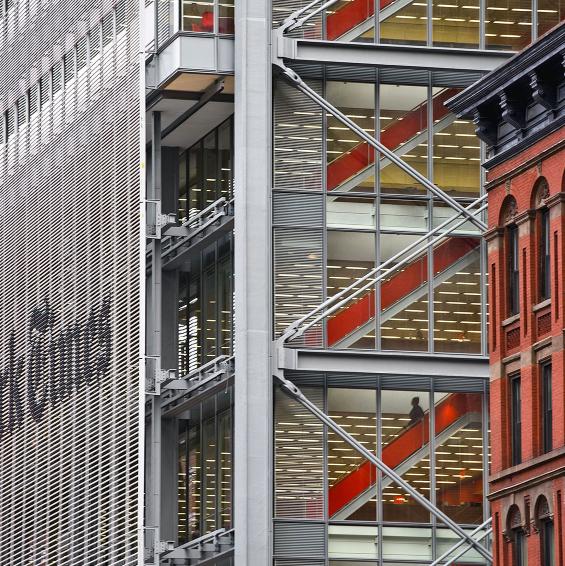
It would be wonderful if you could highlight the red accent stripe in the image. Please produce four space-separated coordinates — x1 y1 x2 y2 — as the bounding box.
326 89 457 191
328 392 482 516
327 237 479 346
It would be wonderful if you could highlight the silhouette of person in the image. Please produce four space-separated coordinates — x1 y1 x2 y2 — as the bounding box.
409 396 425 426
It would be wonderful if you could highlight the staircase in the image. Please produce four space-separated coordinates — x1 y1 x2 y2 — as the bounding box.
328 393 482 518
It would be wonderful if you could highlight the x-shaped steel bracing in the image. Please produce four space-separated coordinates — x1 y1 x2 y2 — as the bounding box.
273 6 492 562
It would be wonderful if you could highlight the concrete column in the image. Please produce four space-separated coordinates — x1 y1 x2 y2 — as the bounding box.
233 0 273 563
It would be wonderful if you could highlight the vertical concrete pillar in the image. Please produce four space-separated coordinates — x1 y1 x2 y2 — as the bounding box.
233 0 273 563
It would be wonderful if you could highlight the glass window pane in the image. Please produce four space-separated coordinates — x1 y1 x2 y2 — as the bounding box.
275 387 324 519
486 0 532 51
203 131 218 206
327 81 376 193
538 0 564 36
328 388 377 521
433 116 481 199
434 391 484 524
382 526 433 561
380 0 428 46
433 245 482 354
178 150 188 222
219 0 234 33
433 0 480 47
380 199 428 232
327 196 377 230
329 524 379 559
218 409 232 529
326 0 375 42
381 390 431 523
380 233 429 351
218 119 233 200
327 231 376 349
182 0 215 32
379 84 429 196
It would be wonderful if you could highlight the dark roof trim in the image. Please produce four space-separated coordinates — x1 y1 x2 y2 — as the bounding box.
446 22 565 117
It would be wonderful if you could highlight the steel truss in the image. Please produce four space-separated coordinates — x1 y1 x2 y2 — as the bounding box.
275 374 493 563
273 8 492 564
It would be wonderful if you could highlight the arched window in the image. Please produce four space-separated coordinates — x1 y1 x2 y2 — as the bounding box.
500 196 519 316
536 495 554 566
533 178 550 301
507 505 527 566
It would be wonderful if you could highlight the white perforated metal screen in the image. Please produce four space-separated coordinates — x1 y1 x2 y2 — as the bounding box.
0 1 144 564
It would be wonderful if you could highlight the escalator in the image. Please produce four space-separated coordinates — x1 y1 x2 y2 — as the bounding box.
329 392 482 519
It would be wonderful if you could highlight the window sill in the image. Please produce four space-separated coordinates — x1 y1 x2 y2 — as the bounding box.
502 313 520 327
533 298 551 312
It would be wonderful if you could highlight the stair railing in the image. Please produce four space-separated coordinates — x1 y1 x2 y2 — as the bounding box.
277 194 486 349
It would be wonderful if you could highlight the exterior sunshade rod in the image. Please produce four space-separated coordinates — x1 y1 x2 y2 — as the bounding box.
280 67 487 233
430 517 492 566
279 195 485 344
289 201 486 340
443 526 493 566
275 375 493 563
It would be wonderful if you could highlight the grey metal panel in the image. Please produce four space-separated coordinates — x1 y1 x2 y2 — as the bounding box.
0 1 142 564
273 521 326 557
274 77 323 192
282 348 489 379
280 38 511 73
273 191 324 227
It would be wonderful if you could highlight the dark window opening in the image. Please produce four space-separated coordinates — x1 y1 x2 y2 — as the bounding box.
541 519 555 566
511 374 521 466
542 363 552 454
540 208 551 300
508 225 520 315
514 528 528 566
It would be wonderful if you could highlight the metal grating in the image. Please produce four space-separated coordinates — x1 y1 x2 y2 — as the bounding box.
273 191 324 227
0 1 143 564
274 78 323 193
273 521 326 557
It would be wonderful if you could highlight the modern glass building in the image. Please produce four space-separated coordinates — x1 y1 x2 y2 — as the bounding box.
0 0 562 564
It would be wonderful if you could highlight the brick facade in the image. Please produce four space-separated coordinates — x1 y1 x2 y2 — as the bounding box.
446 23 565 565
486 130 565 565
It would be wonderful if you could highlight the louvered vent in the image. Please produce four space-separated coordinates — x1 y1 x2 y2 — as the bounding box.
381 375 432 390
275 387 325 520
432 70 484 87
274 78 323 192
286 370 325 386
434 377 486 392
0 2 142 565
274 521 326 557
273 192 324 227
327 374 379 388
273 228 323 345
275 562 325 566
380 67 430 85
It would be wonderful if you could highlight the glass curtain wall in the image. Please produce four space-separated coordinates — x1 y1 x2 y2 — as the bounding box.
322 0 562 49
181 0 235 33
178 388 233 544
274 377 489 564
324 76 485 354
178 233 233 374
178 117 234 223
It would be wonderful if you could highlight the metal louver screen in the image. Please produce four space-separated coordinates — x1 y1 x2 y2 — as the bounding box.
274 387 325 520
0 1 142 564
274 78 323 192
273 520 326 557
273 192 324 227
273 228 323 344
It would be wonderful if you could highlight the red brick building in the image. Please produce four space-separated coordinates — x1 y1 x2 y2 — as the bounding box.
448 23 565 566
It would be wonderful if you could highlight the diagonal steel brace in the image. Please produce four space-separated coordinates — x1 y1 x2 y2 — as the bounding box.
443 526 492 565
430 517 492 565
275 373 493 563
278 65 487 232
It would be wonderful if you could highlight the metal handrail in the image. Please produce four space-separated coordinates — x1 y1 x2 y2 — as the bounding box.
278 195 486 346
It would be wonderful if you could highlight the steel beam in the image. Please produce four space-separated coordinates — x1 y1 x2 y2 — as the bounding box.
234 0 273 563
279 347 489 377
276 375 493 562
277 37 510 72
